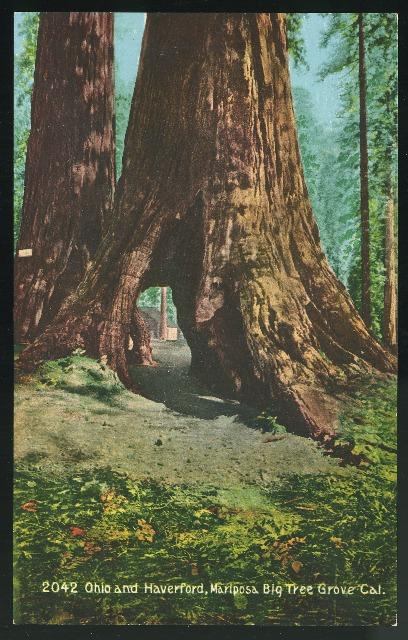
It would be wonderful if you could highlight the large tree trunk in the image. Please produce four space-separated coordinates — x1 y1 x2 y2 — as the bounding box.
18 13 396 438
358 13 372 329
128 307 156 366
383 180 397 351
159 287 168 340
14 12 115 343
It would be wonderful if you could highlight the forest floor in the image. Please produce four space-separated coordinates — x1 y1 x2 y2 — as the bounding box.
15 340 341 490
13 341 397 625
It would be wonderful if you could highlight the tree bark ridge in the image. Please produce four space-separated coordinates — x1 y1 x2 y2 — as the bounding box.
14 12 115 342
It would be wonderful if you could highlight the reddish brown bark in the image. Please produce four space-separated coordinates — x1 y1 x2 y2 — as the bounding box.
128 307 156 366
14 12 115 343
17 13 396 438
358 13 372 329
159 287 168 340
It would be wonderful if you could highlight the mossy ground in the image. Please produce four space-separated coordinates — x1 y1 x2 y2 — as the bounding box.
14 344 396 625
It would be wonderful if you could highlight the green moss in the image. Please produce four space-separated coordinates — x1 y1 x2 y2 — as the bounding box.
36 354 127 405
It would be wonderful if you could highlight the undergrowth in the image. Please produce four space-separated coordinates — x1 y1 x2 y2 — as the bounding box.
35 352 127 404
13 463 396 625
14 361 397 625
334 375 397 476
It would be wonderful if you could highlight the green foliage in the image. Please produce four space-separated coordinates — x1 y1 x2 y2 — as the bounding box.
14 379 396 625
14 12 39 248
286 14 308 68
166 288 177 325
14 469 396 624
253 411 287 435
318 13 397 339
347 197 387 335
15 13 39 105
138 287 161 309
366 14 397 190
36 354 127 404
336 376 396 477
138 287 177 325
319 13 359 77
292 86 355 284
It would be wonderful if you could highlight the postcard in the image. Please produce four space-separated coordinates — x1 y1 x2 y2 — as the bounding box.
13 11 397 625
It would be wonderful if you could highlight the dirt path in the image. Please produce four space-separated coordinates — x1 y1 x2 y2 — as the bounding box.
14 340 345 490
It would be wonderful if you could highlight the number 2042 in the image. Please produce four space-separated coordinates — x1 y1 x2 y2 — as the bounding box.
42 581 78 593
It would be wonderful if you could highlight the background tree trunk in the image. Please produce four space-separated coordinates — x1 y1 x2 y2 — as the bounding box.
14 12 115 343
18 13 396 438
383 180 397 351
159 287 168 340
358 13 372 329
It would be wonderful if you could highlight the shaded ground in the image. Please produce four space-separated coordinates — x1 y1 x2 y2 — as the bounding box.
14 340 344 491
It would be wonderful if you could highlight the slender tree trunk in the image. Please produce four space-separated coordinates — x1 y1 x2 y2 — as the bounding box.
358 13 372 328
383 179 397 351
159 287 168 339
14 12 115 343
18 13 396 438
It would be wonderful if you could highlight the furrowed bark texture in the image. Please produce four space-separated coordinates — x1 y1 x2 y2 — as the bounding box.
128 307 156 366
18 13 396 437
14 12 115 342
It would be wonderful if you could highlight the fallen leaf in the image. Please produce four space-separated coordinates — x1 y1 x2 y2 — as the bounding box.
330 536 345 548
100 490 116 503
287 536 306 547
291 560 303 574
17 375 33 384
20 500 38 512
84 541 102 555
135 519 156 542
70 527 86 537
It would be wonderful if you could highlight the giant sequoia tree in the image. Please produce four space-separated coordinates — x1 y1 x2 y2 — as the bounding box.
18 13 396 438
14 12 115 342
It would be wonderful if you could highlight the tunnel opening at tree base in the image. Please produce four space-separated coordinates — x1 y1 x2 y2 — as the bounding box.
129 285 261 422
130 285 248 422
137 286 182 343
